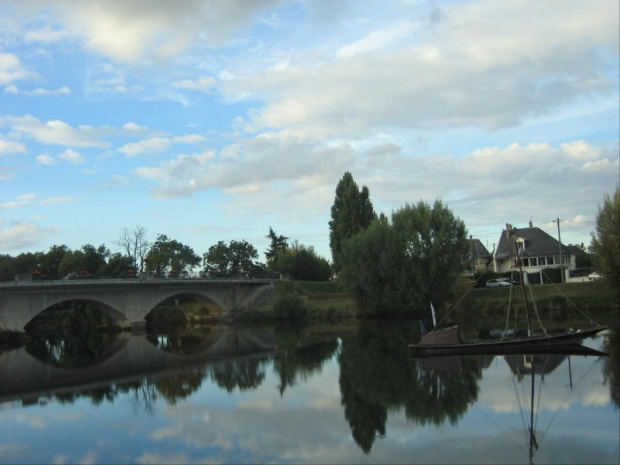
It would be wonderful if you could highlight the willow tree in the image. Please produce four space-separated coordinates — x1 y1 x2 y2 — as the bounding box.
329 172 376 273
340 200 469 315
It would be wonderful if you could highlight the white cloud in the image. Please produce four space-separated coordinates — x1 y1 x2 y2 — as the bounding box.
222 0 619 138
24 26 69 43
0 138 27 154
172 77 217 93
0 52 35 85
20 0 283 63
0 221 60 251
58 149 84 164
118 137 172 156
36 153 56 165
40 196 78 205
6 115 111 148
337 19 416 58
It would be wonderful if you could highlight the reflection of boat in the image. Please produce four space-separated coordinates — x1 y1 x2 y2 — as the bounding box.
411 339 609 358
409 244 608 356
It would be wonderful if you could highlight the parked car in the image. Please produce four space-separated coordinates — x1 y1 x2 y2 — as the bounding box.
63 271 92 280
486 278 511 288
587 271 604 281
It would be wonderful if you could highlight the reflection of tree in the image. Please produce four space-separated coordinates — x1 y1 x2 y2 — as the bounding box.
146 332 206 355
338 320 482 453
273 323 339 396
602 330 619 408
25 332 118 368
209 358 268 393
155 370 204 405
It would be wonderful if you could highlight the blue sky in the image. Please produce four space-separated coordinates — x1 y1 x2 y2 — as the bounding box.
1 0 618 265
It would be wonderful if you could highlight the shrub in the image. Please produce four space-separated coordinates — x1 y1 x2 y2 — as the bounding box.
273 294 308 319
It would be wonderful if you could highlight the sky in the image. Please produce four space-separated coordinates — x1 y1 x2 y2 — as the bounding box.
1 0 618 266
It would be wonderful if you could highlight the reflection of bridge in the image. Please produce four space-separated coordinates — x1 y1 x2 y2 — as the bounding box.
0 329 280 402
0 279 277 331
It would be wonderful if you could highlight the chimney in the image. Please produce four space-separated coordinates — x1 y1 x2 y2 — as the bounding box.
529 219 533 228
505 223 511 239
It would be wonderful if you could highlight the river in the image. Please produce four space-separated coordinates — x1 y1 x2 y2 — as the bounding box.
0 319 618 464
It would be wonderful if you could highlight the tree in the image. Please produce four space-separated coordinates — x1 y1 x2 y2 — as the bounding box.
329 172 377 273
146 234 201 277
39 245 70 279
203 240 260 277
591 186 620 285
340 200 469 315
265 227 289 271
116 226 151 273
277 242 332 281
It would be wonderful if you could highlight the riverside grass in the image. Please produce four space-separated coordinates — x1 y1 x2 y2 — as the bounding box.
180 278 618 324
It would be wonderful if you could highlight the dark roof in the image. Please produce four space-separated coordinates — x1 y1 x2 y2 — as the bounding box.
471 239 491 259
495 227 570 259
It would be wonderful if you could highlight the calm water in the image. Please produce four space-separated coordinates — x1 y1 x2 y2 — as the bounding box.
0 321 618 464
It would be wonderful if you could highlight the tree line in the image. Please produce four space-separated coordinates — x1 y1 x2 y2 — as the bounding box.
0 225 332 282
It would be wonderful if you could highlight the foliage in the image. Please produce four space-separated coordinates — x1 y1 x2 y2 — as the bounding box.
329 172 377 273
590 186 620 286
105 253 137 278
146 234 201 278
265 227 289 271
272 294 309 319
58 244 110 278
277 242 332 281
202 239 261 277
340 200 469 315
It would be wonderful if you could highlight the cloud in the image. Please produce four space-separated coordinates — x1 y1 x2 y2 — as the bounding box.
222 0 619 138
6 86 72 96
0 52 36 85
0 221 61 251
118 137 172 156
24 26 70 43
16 0 283 63
118 135 206 156
0 137 27 155
58 149 84 164
36 153 56 165
337 19 416 58
135 135 353 199
172 77 217 93
6 115 111 148
1 193 37 209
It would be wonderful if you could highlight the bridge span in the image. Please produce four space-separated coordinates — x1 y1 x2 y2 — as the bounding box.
0 278 278 331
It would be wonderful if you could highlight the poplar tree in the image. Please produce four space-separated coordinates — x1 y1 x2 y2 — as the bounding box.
329 172 376 273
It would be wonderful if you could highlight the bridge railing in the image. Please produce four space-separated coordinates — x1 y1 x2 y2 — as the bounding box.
0 277 280 288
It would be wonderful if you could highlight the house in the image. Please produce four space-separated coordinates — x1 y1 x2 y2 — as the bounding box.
470 238 492 273
492 223 576 284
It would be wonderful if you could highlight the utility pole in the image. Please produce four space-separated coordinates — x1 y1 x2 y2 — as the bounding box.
557 218 564 283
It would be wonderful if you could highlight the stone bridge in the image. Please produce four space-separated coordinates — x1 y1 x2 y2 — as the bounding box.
0 278 277 331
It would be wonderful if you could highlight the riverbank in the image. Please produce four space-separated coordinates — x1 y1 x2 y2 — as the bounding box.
183 278 619 325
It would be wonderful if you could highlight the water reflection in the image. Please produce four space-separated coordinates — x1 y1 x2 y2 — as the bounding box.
0 321 618 464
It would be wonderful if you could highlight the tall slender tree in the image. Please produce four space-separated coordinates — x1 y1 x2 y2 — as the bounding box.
329 172 376 273
265 227 289 271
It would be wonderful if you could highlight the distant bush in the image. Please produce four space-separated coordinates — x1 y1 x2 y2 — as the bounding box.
273 294 308 319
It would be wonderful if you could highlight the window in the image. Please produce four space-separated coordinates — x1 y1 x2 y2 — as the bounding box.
546 256 554 265
530 257 538 266
522 258 530 267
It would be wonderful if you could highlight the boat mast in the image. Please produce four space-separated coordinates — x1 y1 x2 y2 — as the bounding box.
516 242 534 338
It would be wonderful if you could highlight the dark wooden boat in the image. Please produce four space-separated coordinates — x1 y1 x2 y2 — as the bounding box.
409 244 609 356
410 327 609 357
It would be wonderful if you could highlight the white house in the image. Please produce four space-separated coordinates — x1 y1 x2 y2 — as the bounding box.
492 223 576 284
